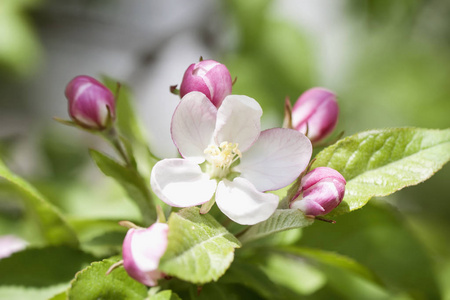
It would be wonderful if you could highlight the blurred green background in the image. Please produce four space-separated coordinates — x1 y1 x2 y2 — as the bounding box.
0 0 449 299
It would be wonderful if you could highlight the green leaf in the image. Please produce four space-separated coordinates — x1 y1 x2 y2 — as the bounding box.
0 246 94 287
279 247 382 286
89 149 156 225
0 158 78 246
301 202 441 299
159 207 241 284
48 290 68 300
0 284 68 300
313 128 450 216
68 256 148 300
220 260 285 299
262 253 326 296
69 218 128 243
69 218 128 256
238 209 314 244
149 290 182 300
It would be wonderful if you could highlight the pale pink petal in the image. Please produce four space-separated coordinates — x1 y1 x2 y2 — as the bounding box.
214 95 262 152
236 128 312 192
122 223 169 286
302 167 346 191
151 158 217 207
0 235 27 259
290 180 341 216
290 197 325 216
215 177 278 225
171 92 217 163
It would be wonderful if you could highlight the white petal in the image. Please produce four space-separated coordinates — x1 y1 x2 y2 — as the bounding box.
214 95 262 152
151 158 217 207
236 128 312 192
215 177 278 225
171 92 217 163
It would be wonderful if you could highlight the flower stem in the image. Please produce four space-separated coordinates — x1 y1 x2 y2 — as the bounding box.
156 205 166 223
200 197 216 214
104 127 131 167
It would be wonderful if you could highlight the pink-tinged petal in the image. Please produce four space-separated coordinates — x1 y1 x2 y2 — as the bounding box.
290 167 346 216
292 88 338 143
290 197 325 216
151 158 217 207
179 60 232 108
290 180 343 215
215 177 278 225
236 128 312 192
214 95 262 152
302 167 346 191
205 64 233 107
65 75 115 130
0 235 27 259
122 223 169 286
179 63 212 100
171 92 217 163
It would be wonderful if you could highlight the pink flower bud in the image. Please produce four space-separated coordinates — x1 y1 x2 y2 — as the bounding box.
122 223 169 287
0 235 27 259
179 60 232 107
292 88 339 144
65 75 116 130
290 167 346 216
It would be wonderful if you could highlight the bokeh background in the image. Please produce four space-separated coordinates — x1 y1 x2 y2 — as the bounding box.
1 0 449 299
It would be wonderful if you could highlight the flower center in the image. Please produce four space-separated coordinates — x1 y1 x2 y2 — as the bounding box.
204 141 242 179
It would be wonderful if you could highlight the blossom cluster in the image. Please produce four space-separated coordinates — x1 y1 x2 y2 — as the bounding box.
63 59 346 287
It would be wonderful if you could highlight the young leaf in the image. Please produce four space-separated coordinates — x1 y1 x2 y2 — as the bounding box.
159 207 241 284
261 253 326 296
0 158 78 246
238 209 314 244
48 290 68 300
0 284 68 300
89 149 156 225
301 202 441 298
149 290 182 300
68 256 148 300
278 247 382 286
220 260 285 299
0 246 94 287
313 128 450 216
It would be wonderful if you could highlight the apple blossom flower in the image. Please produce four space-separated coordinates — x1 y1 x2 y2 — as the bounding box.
179 60 233 107
292 87 339 144
151 92 312 225
290 167 346 216
0 235 27 259
122 223 169 287
65 75 116 130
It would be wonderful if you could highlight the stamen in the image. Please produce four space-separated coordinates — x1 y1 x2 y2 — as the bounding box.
204 141 242 178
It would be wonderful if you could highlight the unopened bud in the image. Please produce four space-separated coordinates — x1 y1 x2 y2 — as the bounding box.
292 88 339 144
122 223 169 286
65 75 115 130
179 60 232 107
290 167 346 216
